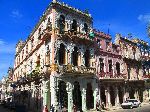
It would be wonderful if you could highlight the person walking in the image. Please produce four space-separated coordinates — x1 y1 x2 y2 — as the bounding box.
43 105 49 112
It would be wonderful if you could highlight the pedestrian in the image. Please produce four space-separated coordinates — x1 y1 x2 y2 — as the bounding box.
73 104 77 112
43 105 49 112
101 102 105 110
96 102 100 111
50 104 55 112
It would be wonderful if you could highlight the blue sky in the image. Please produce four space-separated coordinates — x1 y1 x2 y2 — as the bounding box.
0 0 150 79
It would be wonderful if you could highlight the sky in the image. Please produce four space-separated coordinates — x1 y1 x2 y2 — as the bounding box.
0 0 150 80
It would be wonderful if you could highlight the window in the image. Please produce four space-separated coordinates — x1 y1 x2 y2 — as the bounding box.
58 43 66 65
31 38 34 49
116 62 120 75
84 49 90 67
84 23 88 33
72 19 77 32
97 39 101 48
30 61 33 71
36 55 40 67
99 58 104 72
72 47 78 66
45 46 50 65
127 65 131 79
106 42 110 51
22 50 24 60
108 60 112 72
38 28 41 40
59 15 65 34
26 44 28 54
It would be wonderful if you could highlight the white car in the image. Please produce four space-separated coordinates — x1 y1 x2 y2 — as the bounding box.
121 99 141 109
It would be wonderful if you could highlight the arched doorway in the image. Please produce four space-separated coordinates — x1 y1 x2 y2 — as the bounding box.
100 86 106 106
86 83 94 110
73 81 82 111
110 86 115 106
57 81 68 108
118 87 123 104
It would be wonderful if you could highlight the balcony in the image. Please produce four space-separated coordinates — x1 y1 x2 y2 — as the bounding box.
57 64 96 76
57 30 95 45
98 72 126 81
26 66 42 81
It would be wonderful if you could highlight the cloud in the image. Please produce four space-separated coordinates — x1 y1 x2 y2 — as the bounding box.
138 14 150 23
0 41 15 54
0 39 5 45
10 9 23 19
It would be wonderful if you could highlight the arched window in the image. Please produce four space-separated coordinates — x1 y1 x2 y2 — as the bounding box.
84 23 88 33
84 49 90 67
73 81 82 110
72 19 77 32
57 81 68 107
116 62 120 75
72 47 78 66
59 15 65 34
58 43 66 65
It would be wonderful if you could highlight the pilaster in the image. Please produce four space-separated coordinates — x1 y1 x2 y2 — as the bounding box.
115 87 120 106
82 88 87 111
106 86 111 108
66 82 73 112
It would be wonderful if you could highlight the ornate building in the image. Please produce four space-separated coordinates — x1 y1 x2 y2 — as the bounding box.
11 0 150 112
95 30 126 108
13 0 97 112
115 34 147 102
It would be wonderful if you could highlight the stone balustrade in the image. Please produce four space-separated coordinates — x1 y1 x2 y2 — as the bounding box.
57 64 96 75
98 72 126 80
57 30 95 44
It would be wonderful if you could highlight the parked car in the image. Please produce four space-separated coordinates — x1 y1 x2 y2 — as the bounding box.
121 99 141 109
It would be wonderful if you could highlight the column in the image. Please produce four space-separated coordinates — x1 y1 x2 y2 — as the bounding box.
123 87 126 102
93 88 98 110
67 82 73 112
31 82 35 111
43 80 50 110
82 88 87 111
115 87 120 106
106 86 111 108
149 89 150 100
50 74 58 109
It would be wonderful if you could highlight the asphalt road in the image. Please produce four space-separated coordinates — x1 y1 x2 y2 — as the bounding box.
110 104 150 112
0 105 11 112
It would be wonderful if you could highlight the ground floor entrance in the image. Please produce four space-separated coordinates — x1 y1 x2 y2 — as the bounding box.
50 75 98 112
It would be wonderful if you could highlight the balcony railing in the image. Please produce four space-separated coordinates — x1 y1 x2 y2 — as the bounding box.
57 64 96 75
57 30 95 44
98 72 126 80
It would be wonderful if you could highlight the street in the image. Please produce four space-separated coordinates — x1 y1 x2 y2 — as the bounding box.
0 105 10 112
0 105 12 112
110 104 150 112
